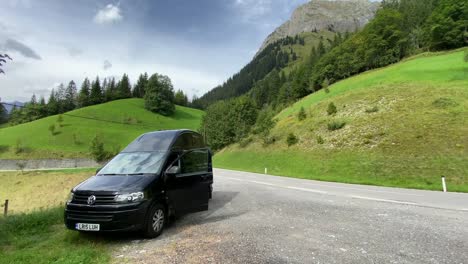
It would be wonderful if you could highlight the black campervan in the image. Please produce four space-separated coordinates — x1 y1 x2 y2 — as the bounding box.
64 129 213 238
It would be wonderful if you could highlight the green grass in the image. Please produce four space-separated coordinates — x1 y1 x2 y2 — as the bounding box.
215 49 468 192
0 169 112 264
0 170 94 214
0 99 204 159
0 207 111 264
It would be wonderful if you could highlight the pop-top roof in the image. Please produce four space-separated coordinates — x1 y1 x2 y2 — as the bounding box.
121 129 190 152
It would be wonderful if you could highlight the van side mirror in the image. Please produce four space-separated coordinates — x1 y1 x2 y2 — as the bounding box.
165 165 181 176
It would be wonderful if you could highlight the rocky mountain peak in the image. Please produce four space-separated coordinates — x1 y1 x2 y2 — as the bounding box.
257 0 380 54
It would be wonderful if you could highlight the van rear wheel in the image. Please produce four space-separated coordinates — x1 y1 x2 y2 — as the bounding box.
143 203 165 238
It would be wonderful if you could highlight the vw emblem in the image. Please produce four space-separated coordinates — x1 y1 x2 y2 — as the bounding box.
87 195 96 205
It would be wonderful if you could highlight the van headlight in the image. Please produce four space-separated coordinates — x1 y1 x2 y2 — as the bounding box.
67 192 74 203
115 192 144 203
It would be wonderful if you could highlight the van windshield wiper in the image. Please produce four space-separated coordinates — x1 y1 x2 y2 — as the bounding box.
99 173 123 176
126 173 156 176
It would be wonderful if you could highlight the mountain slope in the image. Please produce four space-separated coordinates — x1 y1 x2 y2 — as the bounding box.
0 98 204 159
214 50 468 192
257 0 380 54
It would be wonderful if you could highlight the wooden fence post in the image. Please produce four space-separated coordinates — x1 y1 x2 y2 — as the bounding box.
3 199 8 217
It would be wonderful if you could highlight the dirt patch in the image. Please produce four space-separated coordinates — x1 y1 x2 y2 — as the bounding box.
112 225 231 264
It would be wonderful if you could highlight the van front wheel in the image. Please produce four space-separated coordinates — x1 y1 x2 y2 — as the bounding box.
143 203 165 238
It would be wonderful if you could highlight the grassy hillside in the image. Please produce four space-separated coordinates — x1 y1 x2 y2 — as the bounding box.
215 49 468 192
0 99 204 159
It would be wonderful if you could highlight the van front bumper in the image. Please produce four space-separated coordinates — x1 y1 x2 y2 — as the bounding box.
64 201 150 232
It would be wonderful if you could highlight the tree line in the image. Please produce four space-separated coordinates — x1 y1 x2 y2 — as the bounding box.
200 0 468 151
191 35 307 109
3 72 190 125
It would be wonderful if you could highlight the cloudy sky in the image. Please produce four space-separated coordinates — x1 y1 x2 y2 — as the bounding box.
0 0 309 102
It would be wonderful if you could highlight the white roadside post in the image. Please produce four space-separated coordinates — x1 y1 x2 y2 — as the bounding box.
441 176 447 193
265 168 267 175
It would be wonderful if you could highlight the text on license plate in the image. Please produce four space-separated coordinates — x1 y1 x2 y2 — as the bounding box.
75 223 100 231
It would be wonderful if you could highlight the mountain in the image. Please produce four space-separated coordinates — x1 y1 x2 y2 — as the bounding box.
257 0 380 55
194 0 380 109
0 98 204 159
3 101 24 114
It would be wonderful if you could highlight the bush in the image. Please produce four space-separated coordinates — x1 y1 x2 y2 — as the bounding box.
297 107 307 121
239 137 253 148
262 135 277 147
327 102 337 115
316 135 324 144
48 124 56 136
90 135 107 162
253 107 276 135
286 133 298 146
72 133 80 145
57 115 64 127
144 73 176 116
327 121 346 131
365 106 379 113
14 139 24 154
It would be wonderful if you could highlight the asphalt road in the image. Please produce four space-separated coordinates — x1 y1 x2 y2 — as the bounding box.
112 169 468 264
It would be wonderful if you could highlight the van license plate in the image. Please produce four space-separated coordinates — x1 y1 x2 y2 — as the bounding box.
75 223 100 231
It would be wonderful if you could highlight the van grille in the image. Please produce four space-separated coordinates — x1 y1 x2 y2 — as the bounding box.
72 193 117 205
66 210 113 222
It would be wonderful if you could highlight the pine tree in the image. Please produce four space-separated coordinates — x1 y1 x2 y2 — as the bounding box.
106 77 117 101
64 80 77 111
133 73 148 98
55 83 67 113
47 89 60 115
78 78 91 107
174 90 188 106
101 78 109 102
117 74 132 99
89 77 103 105
0 103 7 124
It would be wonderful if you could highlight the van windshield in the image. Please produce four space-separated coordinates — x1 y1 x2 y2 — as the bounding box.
98 152 166 176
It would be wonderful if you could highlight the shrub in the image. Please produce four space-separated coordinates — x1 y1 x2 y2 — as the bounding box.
239 137 253 148
90 135 107 162
72 133 80 145
286 133 298 146
327 102 337 115
48 124 56 136
322 78 330 93
327 121 346 131
57 115 64 127
262 135 277 147
365 106 379 113
316 135 324 144
297 107 307 121
14 139 24 154
253 107 276 135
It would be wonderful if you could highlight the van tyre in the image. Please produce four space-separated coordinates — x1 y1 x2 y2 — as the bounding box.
143 203 166 238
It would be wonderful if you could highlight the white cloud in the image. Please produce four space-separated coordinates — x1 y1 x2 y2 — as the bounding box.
234 0 273 20
94 4 123 24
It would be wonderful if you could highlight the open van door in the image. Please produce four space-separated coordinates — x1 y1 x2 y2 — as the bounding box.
165 148 211 214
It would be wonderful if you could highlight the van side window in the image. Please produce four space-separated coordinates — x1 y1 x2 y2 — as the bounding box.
180 149 209 174
173 133 192 150
191 133 205 148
